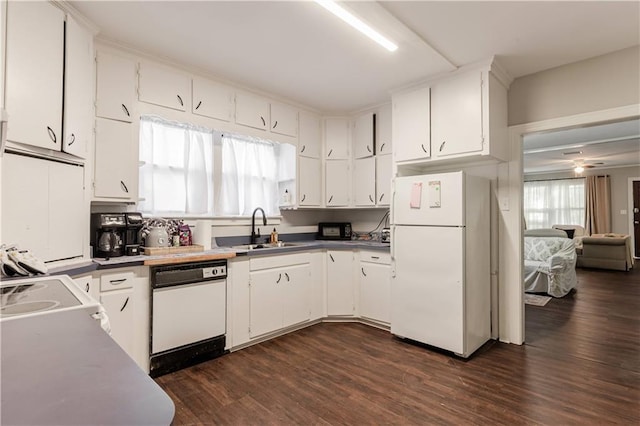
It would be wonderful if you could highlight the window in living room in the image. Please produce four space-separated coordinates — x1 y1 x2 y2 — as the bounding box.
524 178 585 229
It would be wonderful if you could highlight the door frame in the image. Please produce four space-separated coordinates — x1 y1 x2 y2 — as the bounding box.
503 104 639 345
629 177 640 258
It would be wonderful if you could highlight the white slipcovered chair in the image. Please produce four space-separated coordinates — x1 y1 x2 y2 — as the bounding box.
524 235 577 297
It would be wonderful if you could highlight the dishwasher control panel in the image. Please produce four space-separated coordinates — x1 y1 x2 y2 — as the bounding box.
203 265 226 279
151 260 228 289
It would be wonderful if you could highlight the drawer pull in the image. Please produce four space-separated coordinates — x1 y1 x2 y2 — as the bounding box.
47 126 57 144
371 256 380 260
122 104 130 117
421 144 427 153
120 297 129 312
195 101 202 110
120 181 129 193
439 141 446 152
380 143 386 152
285 272 290 281
276 273 282 284
110 278 127 285
68 133 76 146
85 283 90 292
369 195 374 203
379 193 384 202
361 267 367 277
300 145 306 153
329 254 335 262
177 95 184 106
273 120 278 129
260 116 266 126
327 149 333 157
301 194 306 202
366 145 372 153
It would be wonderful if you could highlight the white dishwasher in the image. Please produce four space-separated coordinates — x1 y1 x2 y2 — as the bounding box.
150 260 227 377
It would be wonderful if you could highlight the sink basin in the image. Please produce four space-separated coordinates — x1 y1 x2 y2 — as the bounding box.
232 242 306 251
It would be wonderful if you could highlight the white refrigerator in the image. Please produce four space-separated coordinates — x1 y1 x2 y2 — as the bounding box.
391 171 490 358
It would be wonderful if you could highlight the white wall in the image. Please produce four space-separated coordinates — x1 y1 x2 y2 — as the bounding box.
508 46 640 126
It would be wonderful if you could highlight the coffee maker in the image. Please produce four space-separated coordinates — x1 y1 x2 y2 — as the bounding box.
91 213 126 258
124 212 144 256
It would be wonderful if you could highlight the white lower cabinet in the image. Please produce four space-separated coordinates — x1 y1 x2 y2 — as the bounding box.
95 267 150 372
72 274 100 302
326 250 355 316
359 251 391 324
249 254 311 338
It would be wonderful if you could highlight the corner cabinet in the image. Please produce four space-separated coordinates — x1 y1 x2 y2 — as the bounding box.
392 87 431 163
376 154 392 206
353 157 376 206
94 118 136 200
325 160 350 207
326 250 355 316
324 118 350 159
5 0 64 150
249 254 311 338
138 62 190 112
95 51 136 123
353 112 374 159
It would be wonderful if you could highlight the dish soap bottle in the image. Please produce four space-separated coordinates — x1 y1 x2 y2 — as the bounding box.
270 228 278 244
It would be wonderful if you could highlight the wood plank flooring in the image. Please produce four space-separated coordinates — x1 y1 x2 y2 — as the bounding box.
156 267 640 425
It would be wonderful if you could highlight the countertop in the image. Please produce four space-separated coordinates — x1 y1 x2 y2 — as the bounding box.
0 309 175 425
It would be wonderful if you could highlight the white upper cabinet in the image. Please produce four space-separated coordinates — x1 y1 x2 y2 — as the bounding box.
270 102 298 137
324 118 350 159
235 92 269 131
325 160 350 207
191 77 234 122
376 103 392 156
392 87 431 163
63 14 94 158
138 62 190 112
376 154 392 206
431 71 483 157
94 118 135 200
5 1 64 150
353 112 374 158
353 157 376 207
298 156 322 206
96 51 137 123
298 111 321 158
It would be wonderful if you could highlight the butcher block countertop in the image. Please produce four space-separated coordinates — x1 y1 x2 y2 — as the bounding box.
142 249 236 265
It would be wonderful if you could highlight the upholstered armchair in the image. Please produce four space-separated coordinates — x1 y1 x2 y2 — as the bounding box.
524 235 577 297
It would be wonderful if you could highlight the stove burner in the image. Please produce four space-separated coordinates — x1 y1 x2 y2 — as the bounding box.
1 300 61 316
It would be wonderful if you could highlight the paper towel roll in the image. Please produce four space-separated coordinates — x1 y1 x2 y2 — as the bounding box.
193 220 213 250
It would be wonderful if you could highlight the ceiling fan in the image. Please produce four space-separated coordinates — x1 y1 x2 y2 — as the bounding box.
572 160 604 174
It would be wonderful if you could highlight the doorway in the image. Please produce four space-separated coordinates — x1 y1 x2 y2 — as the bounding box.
632 179 640 257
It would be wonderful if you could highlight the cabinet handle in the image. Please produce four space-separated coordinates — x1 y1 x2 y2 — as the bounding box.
439 141 446 152
380 143 386 152
120 181 129 193
195 101 202 110
85 283 90 292
421 144 427 153
328 195 333 203
327 149 333 157
120 297 130 312
301 194 306 202
110 278 127 285
68 133 76 146
371 256 380 259
122 104 130 117
47 126 57 144
367 145 372 153
177 95 183 106
276 273 282 284
329 254 335 262
379 193 384 202
361 267 367 277
369 195 374 203
273 120 278 129
300 145 306 153
260 116 266 126
285 272 290 281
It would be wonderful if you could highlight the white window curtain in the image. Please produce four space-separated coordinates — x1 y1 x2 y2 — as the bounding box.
524 178 585 229
139 116 214 216
219 133 279 216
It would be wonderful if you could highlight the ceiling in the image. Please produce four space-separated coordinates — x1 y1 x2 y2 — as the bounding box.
69 1 640 114
523 119 640 174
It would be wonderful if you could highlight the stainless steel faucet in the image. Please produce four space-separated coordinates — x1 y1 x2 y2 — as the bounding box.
251 207 267 244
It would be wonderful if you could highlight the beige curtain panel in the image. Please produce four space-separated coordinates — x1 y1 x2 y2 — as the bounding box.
585 175 611 235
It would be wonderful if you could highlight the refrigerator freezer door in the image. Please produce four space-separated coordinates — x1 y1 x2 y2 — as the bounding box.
393 172 464 227
391 225 464 355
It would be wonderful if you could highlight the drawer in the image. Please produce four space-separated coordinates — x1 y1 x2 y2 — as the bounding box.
250 252 311 271
359 250 391 265
100 271 135 292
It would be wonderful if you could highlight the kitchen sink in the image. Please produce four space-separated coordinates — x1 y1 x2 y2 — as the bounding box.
231 242 307 251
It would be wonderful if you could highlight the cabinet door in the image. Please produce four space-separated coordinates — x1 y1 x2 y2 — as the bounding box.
392 87 431 162
63 14 93 158
324 118 350 159
298 111 321 158
96 51 136 122
282 264 311 328
326 251 355 316
360 262 391 324
271 103 298 137
94 118 135 200
353 157 375 206
325 160 350 207
192 77 234 121
5 1 64 150
48 161 84 261
73 275 100 302
100 290 135 357
353 113 374 159
376 155 392 206
139 62 190 111
236 93 269 131
298 156 321 206
376 104 392 156
431 71 483 157
249 269 283 337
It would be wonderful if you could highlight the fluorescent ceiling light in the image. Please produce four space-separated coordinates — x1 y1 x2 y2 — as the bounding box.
314 0 398 52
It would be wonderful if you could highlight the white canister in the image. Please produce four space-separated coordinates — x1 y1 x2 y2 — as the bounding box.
192 220 213 250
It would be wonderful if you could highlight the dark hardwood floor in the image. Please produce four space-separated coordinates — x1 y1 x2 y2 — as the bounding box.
156 267 640 425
